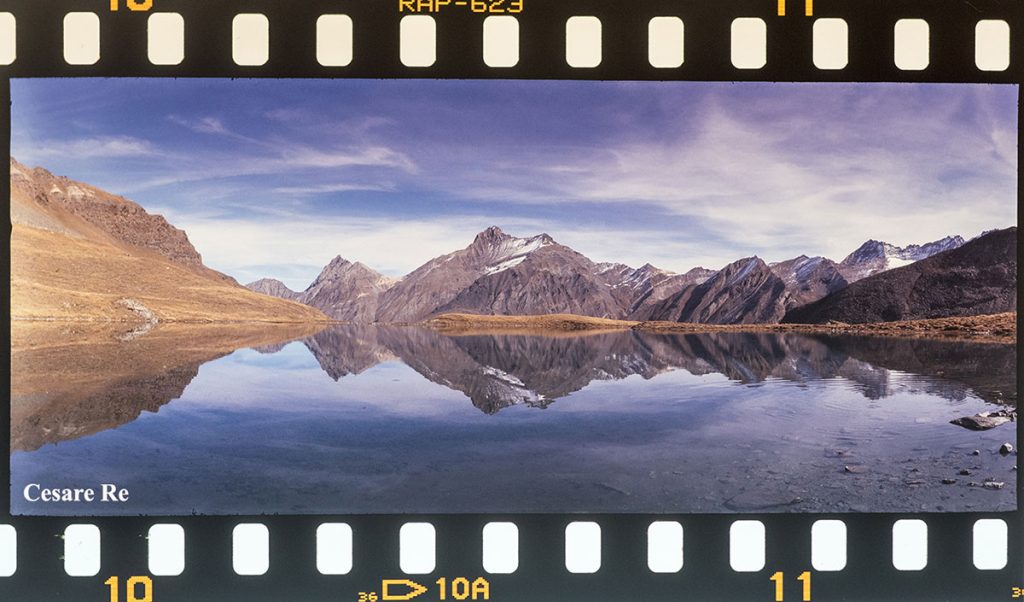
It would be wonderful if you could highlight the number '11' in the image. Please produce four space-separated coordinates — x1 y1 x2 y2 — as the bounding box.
771 571 811 601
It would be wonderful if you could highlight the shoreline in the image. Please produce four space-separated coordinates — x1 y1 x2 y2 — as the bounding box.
13 311 1017 344
12 316 336 325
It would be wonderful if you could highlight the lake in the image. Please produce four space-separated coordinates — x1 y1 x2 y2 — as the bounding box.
10 323 1017 514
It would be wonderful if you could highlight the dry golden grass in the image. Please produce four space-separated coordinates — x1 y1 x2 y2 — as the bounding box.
423 312 640 336
641 312 1017 343
12 224 329 323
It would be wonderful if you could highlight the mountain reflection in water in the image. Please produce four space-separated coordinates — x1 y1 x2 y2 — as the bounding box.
10 323 1017 514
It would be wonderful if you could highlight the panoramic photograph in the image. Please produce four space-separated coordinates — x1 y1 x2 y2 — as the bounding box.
8 79 1018 515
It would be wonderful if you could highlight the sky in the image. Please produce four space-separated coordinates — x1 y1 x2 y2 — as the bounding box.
11 79 1018 290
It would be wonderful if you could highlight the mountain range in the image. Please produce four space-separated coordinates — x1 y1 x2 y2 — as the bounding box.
248 224 1014 325
9 158 1010 328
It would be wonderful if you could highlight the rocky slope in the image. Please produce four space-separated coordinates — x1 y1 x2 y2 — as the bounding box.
10 158 328 323
646 257 789 324
292 257 397 322
618 264 717 319
770 255 849 310
784 228 1016 324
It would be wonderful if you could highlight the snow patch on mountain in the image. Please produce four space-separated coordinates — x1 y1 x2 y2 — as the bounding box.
479 233 553 276
726 257 760 287
484 255 529 275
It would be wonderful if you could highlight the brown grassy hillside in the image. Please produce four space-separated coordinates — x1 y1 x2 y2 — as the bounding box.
10 159 328 323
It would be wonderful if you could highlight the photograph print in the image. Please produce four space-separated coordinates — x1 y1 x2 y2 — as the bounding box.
8 79 1018 515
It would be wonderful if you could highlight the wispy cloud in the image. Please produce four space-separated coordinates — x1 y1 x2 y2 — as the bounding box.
410 87 1016 261
271 182 394 195
168 115 229 135
280 146 418 173
11 80 1017 285
23 135 158 159
154 210 549 288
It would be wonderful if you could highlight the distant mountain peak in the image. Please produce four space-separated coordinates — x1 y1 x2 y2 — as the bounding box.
715 256 767 287
245 278 300 300
843 235 964 265
635 262 671 276
312 255 354 280
473 225 513 245
839 234 965 282
842 240 892 263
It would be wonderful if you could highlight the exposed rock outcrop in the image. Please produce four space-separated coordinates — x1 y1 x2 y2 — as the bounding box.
647 257 788 324
770 255 849 310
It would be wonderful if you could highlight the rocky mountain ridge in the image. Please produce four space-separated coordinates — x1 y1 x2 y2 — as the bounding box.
249 224 998 325
11 157 210 271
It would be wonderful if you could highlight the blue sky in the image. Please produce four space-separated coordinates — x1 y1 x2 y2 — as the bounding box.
11 79 1018 289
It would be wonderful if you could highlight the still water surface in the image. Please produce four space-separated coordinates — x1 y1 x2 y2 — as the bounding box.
10 325 1017 514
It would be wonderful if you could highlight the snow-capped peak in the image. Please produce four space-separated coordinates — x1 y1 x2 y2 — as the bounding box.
474 228 556 276
841 235 964 268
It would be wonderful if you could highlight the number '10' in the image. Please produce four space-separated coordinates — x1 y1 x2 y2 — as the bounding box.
104 576 153 602
110 0 153 11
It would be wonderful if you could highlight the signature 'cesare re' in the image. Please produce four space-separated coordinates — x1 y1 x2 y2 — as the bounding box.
23 484 130 503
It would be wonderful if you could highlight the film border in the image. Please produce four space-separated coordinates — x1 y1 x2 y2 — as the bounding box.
0 0 1021 600
0 0 1018 81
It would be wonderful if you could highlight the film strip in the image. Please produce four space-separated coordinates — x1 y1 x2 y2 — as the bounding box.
0 1 1021 601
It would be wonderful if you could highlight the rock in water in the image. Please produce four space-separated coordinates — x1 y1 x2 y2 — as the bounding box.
950 410 1014 430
